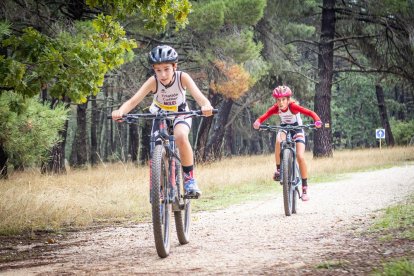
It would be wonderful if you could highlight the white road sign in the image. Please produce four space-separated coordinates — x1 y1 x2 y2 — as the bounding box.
376 128 385 139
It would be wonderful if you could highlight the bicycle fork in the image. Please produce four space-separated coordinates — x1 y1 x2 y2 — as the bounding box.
280 147 302 187
166 136 176 203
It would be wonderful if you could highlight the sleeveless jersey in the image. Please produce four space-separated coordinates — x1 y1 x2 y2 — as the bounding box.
149 71 187 113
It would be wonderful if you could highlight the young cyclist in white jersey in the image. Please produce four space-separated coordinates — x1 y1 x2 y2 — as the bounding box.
112 45 214 197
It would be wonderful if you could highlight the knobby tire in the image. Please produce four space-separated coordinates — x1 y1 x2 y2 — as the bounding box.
151 145 171 258
173 149 191 245
282 149 294 216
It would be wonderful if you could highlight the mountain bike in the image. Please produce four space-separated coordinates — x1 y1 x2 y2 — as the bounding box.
259 124 316 216
112 109 217 258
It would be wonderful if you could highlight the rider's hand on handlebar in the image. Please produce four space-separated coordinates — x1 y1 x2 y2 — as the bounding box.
314 120 322 128
111 110 124 121
253 120 261 130
201 105 214 117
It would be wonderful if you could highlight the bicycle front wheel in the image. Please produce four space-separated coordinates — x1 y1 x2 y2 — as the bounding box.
151 145 172 258
173 149 191 245
282 149 294 216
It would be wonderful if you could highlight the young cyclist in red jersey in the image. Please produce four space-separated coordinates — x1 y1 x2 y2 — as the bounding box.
253 85 322 201
112 45 214 198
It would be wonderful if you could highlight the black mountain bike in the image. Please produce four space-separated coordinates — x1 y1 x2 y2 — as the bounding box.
259 124 316 216
113 109 217 258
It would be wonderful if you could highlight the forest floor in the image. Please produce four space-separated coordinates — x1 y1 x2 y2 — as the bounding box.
0 165 413 275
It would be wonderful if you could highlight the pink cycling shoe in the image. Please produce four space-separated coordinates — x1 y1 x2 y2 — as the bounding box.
302 186 310 201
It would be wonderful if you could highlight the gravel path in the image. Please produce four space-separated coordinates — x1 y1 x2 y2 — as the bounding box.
1 165 414 275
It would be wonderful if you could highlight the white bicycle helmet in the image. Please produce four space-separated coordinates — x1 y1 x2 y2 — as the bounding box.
148 45 178 64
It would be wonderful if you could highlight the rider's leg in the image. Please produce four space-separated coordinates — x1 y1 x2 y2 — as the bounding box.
296 142 307 179
274 132 285 181
296 141 309 201
174 122 201 195
174 123 193 166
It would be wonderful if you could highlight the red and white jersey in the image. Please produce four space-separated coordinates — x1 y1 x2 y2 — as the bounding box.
257 101 320 125
278 107 303 125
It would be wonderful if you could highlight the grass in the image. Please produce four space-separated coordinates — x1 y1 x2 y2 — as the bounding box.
372 259 414 276
315 184 414 275
371 195 414 241
369 194 414 275
316 259 350 269
0 146 413 235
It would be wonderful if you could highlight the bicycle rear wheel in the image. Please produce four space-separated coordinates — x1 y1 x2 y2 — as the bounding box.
292 187 298 214
292 161 300 214
282 149 294 216
173 149 191 245
151 145 172 258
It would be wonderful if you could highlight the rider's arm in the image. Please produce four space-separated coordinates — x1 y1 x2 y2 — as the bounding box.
253 105 279 129
289 102 321 122
181 72 213 116
257 105 279 124
112 77 156 119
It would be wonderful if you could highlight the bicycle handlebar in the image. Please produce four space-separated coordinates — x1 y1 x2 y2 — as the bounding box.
107 109 218 121
259 123 317 132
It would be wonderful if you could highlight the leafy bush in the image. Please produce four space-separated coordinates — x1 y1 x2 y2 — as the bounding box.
390 119 414 145
0 92 68 168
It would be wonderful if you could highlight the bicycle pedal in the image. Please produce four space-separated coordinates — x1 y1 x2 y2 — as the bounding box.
184 193 200 199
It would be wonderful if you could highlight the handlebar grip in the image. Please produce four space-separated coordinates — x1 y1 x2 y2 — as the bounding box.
107 115 125 121
196 109 219 115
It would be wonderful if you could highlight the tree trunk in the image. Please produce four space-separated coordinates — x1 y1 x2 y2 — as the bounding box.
375 84 395 146
41 99 70 174
195 92 220 162
73 102 88 166
204 98 234 161
129 124 139 162
139 119 152 165
90 95 99 166
41 119 69 174
313 0 335 158
224 125 234 156
0 144 8 179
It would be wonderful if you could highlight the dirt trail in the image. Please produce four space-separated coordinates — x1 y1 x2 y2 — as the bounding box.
1 165 414 275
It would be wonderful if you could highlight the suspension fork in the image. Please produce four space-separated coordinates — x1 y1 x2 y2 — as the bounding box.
168 135 177 191
149 118 166 191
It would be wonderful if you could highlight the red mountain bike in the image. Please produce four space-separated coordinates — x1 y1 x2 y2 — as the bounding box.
114 109 217 257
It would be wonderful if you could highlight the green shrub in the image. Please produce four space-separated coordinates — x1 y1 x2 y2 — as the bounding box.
390 119 414 145
0 92 68 168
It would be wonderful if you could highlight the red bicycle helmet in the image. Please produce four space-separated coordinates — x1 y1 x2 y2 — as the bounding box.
272 85 292 99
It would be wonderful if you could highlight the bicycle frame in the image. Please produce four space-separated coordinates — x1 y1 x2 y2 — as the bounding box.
149 117 180 202
122 110 210 202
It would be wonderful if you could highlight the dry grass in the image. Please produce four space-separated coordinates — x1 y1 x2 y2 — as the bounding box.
0 163 150 235
0 147 413 235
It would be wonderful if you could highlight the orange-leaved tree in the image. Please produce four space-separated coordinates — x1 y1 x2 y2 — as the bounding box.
204 60 253 160
210 60 251 100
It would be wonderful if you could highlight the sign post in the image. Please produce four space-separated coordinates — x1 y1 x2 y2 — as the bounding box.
376 128 386 149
